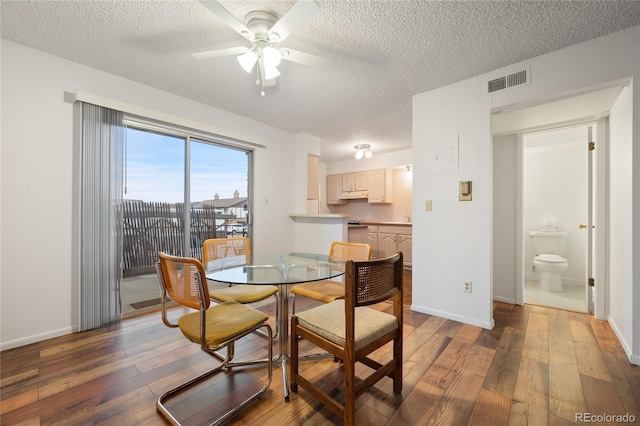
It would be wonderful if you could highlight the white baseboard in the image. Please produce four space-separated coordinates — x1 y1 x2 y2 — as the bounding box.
607 316 639 366
0 326 76 351
493 295 517 304
410 304 495 330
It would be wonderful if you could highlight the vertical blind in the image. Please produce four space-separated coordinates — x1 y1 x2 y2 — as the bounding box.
80 103 124 330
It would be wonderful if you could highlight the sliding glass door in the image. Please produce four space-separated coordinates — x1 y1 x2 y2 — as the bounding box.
121 126 251 315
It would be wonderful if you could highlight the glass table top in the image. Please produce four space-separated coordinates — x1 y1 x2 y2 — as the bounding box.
205 252 345 285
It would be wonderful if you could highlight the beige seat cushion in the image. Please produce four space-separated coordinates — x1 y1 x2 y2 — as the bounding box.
179 301 268 347
295 300 398 351
291 280 344 303
209 284 278 304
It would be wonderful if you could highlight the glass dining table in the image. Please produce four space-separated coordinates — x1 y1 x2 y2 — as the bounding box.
205 252 345 401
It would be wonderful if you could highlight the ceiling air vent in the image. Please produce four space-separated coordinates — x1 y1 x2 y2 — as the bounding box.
487 69 529 94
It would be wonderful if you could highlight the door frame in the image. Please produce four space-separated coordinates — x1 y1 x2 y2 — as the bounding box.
515 120 608 319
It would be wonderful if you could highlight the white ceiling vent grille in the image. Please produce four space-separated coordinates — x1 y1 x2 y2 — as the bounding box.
487 69 529 94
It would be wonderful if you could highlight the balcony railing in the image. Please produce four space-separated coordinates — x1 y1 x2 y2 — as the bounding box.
122 200 245 277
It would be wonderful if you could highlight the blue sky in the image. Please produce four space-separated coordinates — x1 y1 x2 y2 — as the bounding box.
124 128 248 203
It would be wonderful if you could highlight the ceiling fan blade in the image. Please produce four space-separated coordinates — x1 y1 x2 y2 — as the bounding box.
268 0 319 42
279 48 333 70
192 46 248 60
263 78 277 87
199 0 254 41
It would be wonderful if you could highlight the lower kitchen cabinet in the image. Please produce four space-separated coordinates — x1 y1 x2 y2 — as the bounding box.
349 224 411 267
398 234 412 266
348 226 377 259
377 226 412 268
378 232 398 258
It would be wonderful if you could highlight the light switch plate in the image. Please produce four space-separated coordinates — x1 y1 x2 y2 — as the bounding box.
459 181 472 201
425 200 432 211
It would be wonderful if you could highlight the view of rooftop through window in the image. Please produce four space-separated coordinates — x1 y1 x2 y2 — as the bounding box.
124 127 248 203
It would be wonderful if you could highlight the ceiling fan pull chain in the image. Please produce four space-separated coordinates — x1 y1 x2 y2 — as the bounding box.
258 58 266 96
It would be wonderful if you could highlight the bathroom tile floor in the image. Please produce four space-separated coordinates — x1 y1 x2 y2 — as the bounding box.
525 279 588 312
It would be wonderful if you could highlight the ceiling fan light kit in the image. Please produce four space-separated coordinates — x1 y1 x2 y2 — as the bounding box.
237 50 258 73
195 0 333 96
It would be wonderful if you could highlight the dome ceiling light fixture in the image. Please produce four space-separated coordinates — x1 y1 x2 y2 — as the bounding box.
354 144 372 160
193 0 334 96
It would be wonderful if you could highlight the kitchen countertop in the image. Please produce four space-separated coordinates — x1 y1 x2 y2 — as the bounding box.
349 221 412 227
290 213 349 218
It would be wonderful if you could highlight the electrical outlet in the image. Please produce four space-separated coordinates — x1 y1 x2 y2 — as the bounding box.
464 281 472 293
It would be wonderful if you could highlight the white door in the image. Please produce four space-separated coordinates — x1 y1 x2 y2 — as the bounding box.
591 118 608 319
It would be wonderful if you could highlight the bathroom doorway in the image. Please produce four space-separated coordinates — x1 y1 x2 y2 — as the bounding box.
521 125 591 312
493 82 625 320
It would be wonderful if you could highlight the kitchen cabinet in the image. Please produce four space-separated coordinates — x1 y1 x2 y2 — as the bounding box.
348 225 377 259
350 224 410 266
348 226 367 244
376 225 412 267
341 171 370 192
365 228 378 258
307 155 319 200
378 232 397 258
398 234 412 266
368 169 393 203
326 174 344 205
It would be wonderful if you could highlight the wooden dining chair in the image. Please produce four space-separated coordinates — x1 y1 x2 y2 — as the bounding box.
156 252 273 426
290 241 371 314
290 252 403 426
203 237 279 337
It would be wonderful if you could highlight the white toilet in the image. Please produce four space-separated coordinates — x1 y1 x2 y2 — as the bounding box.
530 230 569 291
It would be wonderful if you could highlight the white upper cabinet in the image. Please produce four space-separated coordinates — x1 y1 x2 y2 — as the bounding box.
368 169 393 203
341 171 370 192
326 174 344 205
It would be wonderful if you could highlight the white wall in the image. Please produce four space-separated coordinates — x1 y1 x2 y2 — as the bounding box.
412 25 640 364
326 149 413 175
413 76 494 329
293 132 322 214
0 41 301 349
492 134 518 303
291 216 348 254
608 85 635 359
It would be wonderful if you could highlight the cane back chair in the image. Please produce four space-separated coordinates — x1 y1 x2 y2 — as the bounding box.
290 241 371 314
156 252 272 426
203 237 279 337
290 252 403 426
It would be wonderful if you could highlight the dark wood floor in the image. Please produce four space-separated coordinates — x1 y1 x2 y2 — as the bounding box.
2 273 639 425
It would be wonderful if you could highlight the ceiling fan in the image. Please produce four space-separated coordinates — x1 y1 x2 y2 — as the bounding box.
194 0 333 96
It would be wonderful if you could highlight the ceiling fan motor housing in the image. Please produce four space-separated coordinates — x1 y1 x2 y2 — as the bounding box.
244 11 278 43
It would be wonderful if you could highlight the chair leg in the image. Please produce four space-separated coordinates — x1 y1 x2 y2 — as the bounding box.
254 293 279 341
273 293 279 339
290 316 299 393
157 323 273 426
344 351 356 426
393 336 402 393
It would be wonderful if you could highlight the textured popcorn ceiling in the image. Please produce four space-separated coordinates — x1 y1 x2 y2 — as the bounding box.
2 1 639 161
